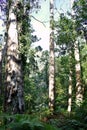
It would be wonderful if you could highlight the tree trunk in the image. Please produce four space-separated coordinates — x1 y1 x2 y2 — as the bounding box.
68 70 72 113
5 0 24 114
67 47 73 114
74 40 83 106
70 0 83 106
49 0 55 112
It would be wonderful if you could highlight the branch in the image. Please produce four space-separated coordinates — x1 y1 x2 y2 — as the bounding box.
31 15 46 27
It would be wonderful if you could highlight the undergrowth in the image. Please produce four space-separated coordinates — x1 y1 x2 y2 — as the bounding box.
1 107 87 130
0 114 58 130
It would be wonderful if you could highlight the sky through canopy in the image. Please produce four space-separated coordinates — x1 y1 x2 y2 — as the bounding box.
31 0 71 50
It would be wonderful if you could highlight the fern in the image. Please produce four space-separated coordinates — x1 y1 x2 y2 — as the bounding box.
0 114 58 130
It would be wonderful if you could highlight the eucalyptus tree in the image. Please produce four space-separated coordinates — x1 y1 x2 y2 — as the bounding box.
5 0 25 114
4 0 41 114
56 15 74 113
74 39 83 106
72 0 87 92
16 0 44 113
49 0 55 112
71 0 84 106
55 13 81 112
73 1 87 73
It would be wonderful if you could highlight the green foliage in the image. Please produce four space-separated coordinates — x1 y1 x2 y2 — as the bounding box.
55 15 77 46
22 49 49 114
55 56 69 112
16 0 47 114
59 119 84 130
1 2 87 130
0 114 58 130
73 0 87 39
46 110 87 130
1 113 87 130
81 44 87 85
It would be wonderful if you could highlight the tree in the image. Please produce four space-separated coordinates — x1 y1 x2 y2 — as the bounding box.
72 0 84 106
67 48 73 113
55 14 75 113
74 40 83 106
49 0 55 112
4 0 24 114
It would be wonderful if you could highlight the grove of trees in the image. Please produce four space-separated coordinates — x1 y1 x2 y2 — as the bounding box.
0 0 87 130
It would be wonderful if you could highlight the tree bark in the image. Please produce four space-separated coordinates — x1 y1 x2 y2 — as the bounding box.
49 0 55 112
74 40 83 106
5 0 24 114
67 47 73 114
70 0 83 106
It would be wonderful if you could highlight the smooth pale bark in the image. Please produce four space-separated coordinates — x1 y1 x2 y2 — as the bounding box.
68 48 73 113
68 70 72 113
74 41 83 106
49 0 55 112
5 0 24 114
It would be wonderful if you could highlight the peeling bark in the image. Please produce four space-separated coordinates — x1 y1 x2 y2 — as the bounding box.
5 0 24 114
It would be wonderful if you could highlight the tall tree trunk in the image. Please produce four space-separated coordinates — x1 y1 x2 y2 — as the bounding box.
67 47 73 114
74 40 83 106
71 0 83 106
5 0 24 114
49 0 55 112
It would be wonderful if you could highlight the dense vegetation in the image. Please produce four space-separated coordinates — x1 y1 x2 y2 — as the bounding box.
0 0 87 130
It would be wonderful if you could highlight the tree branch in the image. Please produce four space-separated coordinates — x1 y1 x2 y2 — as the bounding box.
31 15 46 27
